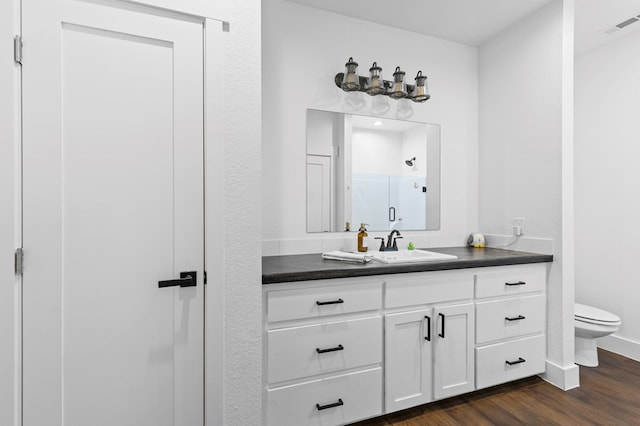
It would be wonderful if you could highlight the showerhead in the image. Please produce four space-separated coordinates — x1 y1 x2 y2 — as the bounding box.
405 157 416 167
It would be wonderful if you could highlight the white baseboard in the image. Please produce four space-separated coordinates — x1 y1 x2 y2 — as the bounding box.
540 359 580 390
598 334 640 362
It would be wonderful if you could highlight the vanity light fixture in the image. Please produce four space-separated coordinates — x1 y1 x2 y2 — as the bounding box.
341 57 360 91
335 57 430 103
388 67 408 99
411 71 430 102
365 62 386 95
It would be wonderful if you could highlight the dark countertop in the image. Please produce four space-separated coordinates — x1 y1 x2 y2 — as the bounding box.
262 247 553 284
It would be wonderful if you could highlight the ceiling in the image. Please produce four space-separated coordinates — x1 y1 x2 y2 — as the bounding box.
575 0 640 56
286 0 552 46
286 0 640 55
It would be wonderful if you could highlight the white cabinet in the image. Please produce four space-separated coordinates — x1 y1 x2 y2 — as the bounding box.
267 282 382 323
264 279 384 426
385 270 473 309
263 263 549 425
476 294 545 344
476 335 546 389
268 316 382 383
384 309 433 412
433 302 475 399
474 265 547 390
384 269 476 413
267 368 382 426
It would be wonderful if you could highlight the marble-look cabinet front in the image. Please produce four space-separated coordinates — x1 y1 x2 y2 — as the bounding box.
262 262 549 426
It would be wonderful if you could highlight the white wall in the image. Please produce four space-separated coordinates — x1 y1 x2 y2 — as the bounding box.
0 0 20 423
217 1 263 425
262 0 478 254
352 129 403 175
306 109 339 157
401 126 428 178
478 0 578 388
575 29 640 361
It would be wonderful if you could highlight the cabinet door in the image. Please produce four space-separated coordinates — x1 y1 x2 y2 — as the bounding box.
433 303 475 400
384 309 433 412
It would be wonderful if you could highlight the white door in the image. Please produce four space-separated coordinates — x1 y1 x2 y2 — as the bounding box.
306 155 332 232
433 303 475 400
384 309 433 412
21 1 205 425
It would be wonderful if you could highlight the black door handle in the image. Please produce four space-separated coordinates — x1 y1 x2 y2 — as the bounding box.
158 271 197 288
438 313 445 338
424 315 431 341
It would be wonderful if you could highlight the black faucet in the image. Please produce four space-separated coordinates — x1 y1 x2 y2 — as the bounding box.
380 230 402 251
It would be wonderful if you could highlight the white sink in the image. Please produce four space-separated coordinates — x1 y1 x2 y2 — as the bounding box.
370 249 457 264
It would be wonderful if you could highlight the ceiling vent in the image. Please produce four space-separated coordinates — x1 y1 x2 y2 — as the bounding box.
602 15 640 34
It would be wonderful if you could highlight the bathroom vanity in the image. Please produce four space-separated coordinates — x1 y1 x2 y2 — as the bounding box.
262 247 552 425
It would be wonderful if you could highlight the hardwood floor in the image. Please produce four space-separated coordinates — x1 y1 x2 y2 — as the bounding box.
351 349 640 425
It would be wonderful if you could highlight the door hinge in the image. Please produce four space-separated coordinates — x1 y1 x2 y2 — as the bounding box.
15 248 24 275
14 36 22 64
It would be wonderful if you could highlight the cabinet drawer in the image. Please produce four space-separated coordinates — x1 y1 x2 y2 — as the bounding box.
268 316 382 384
267 367 382 426
267 282 382 323
475 265 545 299
476 294 545 344
385 271 473 309
476 335 545 389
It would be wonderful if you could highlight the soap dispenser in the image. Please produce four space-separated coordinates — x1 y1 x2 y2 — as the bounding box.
357 223 369 252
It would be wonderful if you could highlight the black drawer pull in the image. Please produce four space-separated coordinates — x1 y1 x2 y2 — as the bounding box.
506 357 526 366
505 315 526 322
438 313 445 338
505 281 526 286
316 399 344 411
316 344 344 354
316 298 344 306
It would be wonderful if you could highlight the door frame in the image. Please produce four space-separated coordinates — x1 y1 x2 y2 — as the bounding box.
1 0 23 425
203 17 225 426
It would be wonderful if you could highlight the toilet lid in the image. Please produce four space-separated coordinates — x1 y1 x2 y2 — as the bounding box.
575 303 621 323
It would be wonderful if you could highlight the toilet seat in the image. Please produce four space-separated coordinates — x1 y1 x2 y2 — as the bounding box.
575 303 621 325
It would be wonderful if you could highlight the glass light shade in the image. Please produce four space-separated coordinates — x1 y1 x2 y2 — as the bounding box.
410 70 430 103
341 57 360 91
366 62 386 95
388 66 407 99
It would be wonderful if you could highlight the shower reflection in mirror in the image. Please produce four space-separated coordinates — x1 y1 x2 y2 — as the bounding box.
306 109 440 233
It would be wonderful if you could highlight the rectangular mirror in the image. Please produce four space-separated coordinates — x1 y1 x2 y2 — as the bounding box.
306 109 440 233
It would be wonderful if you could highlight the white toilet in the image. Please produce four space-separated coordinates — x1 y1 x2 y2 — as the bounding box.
574 303 621 367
